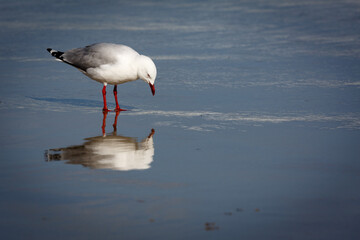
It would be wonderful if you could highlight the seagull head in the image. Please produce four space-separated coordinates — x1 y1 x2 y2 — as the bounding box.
137 55 157 96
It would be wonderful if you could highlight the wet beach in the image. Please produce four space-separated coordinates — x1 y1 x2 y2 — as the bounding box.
0 1 360 239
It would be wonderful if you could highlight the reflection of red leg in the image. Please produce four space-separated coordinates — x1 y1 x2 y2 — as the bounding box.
102 111 108 136
102 84 109 112
113 85 126 112
113 111 120 132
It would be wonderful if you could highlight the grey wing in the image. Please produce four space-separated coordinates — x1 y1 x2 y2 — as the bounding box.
62 43 118 72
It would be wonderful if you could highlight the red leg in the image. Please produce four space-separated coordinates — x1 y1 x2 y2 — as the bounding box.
113 85 126 111
102 84 109 112
113 111 120 132
102 111 108 136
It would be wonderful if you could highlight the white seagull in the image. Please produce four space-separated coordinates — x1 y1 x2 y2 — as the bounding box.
45 129 155 171
47 43 157 112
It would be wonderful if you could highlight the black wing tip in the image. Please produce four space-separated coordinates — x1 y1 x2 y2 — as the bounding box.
47 48 64 59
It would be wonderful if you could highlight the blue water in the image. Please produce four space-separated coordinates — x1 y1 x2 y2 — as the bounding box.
1 0 360 239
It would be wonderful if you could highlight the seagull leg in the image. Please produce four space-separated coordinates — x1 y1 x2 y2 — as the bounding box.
102 83 109 112
112 110 120 133
102 111 108 136
113 85 126 111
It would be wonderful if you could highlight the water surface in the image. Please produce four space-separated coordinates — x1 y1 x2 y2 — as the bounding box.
1 0 360 239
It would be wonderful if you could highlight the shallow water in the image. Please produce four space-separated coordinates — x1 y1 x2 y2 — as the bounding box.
1 0 360 239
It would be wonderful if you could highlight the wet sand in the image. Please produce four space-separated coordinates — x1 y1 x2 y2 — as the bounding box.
1 0 360 239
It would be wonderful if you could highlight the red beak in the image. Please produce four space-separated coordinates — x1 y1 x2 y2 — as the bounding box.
149 83 155 96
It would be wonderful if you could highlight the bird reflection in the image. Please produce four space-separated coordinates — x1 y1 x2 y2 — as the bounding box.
45 111 155 171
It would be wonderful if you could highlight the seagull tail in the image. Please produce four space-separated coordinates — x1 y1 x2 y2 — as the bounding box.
47 48 64 60
46 48 84 71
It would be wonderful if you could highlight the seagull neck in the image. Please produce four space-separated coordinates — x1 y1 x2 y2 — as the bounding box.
136 55 148 82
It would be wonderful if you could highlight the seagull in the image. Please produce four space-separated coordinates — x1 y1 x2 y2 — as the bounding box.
45 128 155 171
47 43 157 112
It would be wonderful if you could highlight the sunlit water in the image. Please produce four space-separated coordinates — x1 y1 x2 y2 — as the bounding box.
1 0 360 239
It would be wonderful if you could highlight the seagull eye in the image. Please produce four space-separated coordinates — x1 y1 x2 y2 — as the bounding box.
147 73 151 78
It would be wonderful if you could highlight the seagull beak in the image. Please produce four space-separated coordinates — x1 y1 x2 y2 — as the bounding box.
149 83 155 96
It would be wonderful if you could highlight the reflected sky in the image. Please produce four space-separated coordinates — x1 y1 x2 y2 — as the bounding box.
46 112 155 171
